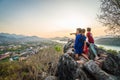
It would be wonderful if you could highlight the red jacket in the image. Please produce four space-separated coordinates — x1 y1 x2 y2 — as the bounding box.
86 32 94 43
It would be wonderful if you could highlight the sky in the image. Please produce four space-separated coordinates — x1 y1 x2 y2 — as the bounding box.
0 0 106 38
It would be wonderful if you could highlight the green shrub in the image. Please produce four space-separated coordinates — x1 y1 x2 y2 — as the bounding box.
54 45 62 52
98 46 106 50
106 49 118 55
98 46 119 55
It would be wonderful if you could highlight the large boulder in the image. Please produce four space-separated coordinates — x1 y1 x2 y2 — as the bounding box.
56 53 89 80
84 60 116 80
102 53 120 76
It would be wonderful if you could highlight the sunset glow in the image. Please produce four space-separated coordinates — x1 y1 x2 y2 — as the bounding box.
0 0 106 38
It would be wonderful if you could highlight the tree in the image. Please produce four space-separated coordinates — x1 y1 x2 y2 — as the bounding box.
98 0 120 34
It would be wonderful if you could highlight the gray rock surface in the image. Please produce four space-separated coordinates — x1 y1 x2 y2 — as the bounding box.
102 53 120 76
84 60 115 80
56 53 89 80
45 40 120 80
45 76 57 80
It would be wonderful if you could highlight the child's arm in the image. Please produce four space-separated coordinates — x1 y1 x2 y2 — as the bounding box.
83 41 86 51
83 37 87 51
70 33 76 35
86 33 89 38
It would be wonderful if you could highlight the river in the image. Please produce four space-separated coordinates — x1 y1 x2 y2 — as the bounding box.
52 40 67 44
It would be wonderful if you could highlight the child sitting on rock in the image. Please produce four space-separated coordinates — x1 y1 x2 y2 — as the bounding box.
86 27 99 60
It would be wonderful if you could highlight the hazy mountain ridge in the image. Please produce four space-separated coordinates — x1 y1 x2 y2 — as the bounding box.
95 37 120 46
0 33 48 44
51 36 70 41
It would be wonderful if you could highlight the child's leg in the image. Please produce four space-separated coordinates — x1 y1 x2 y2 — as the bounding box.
81 53 89 60
90 43 98 57
77 60 84 64
75 54 79 60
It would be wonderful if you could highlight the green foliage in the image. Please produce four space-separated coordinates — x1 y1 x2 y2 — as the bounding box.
0 57 10 62
54 45 62 52
0 51 4 54
119 51 120 54
98 46 119 55
98 46 105 50
106 49 118 55
0 61 34 80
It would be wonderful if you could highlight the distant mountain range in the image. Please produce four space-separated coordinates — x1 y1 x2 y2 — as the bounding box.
51 36 70 41
0 33 48 44
2 33 118 46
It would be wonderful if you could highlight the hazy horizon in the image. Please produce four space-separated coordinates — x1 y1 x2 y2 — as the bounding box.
0 0 107 38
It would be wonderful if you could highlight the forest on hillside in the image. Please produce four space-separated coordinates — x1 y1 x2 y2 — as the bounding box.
95 37 120 46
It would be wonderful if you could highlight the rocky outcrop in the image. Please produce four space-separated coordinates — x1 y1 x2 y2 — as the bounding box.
56 53 89 80
45 40 120 80
102 53 120 76
84 60 115 80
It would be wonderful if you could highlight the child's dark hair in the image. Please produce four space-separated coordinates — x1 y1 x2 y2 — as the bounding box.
77 28 82 33
87 27 91 31
82 29 86 33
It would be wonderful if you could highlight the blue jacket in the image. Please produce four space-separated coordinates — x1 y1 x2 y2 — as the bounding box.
74 34 86 54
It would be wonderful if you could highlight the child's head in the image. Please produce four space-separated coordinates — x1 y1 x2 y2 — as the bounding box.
87 27 91 32
82 29 86 35
76 28 82 34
